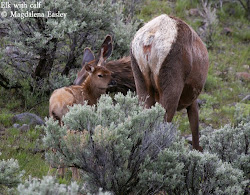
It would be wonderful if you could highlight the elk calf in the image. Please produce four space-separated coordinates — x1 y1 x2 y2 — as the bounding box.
131 14 209 151
49 35 113 178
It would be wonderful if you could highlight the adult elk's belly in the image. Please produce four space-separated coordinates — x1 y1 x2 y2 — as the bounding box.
131 14 178 89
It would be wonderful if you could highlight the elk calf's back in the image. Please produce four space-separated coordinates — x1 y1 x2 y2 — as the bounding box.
131 14 209 151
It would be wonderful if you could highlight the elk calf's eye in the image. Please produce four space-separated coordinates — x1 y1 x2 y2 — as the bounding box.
98 75 103 78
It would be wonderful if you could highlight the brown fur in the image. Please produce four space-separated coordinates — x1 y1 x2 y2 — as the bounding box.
74 56 136 94
131 15 209 151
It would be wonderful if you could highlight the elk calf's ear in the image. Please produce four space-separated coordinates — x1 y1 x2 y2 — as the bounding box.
85 64 95 74
98 35 113 61
82 48 95 66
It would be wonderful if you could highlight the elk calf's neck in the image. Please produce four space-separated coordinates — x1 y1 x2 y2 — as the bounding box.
131 14 209 151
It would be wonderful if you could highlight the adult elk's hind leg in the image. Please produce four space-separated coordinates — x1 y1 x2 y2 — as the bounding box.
158 64 185 123
159 88 183 123
187 99 202 151
131 54 155 108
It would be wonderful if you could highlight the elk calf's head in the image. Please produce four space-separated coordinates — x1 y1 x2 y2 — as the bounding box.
131 14 209 151
84 62 112 93
74 35 113 86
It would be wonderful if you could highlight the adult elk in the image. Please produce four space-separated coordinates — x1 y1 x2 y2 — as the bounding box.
49 35 113 178
131 14 209 151
74 56 135 94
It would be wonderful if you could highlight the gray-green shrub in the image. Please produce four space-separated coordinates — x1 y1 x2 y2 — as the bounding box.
17 176 79 195
43 92 177 194
17 176 112 195
200 121 250 178
137 140 247 195
0 156 24 190
43 92 247 194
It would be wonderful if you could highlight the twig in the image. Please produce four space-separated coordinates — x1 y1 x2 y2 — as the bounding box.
27 99 48 112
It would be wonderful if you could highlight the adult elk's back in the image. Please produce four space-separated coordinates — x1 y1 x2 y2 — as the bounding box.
74 56 135 94
131 14 209 151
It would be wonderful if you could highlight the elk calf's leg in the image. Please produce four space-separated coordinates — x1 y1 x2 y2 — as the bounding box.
58 166 65 178
187 100 202 151
71 167 79 180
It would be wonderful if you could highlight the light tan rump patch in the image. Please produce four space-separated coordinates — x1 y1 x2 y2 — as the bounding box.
131 14 178 80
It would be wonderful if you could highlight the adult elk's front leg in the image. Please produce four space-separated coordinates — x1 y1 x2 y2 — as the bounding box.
187 100 202 151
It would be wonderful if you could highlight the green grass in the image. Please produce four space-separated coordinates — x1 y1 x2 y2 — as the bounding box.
0 86 50 120
0 85 69 183
0 88 22 113
0 127 49 179
217 2 248 22
0 84 50 179
137 0 172 22
175 0 193 18
197 40 249 129
0 110 13 127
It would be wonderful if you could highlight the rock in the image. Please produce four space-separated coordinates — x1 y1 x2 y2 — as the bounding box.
228 67 234 73
13 123 21 129
214 71 222 76
222 27 233 36
0 125 6 136
243 65 249 70
19 124 30 132
241 95 250 102
236 72 250 81
12 112 45 126
197 99 206 108
185 134 193 144
188 8 200 17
